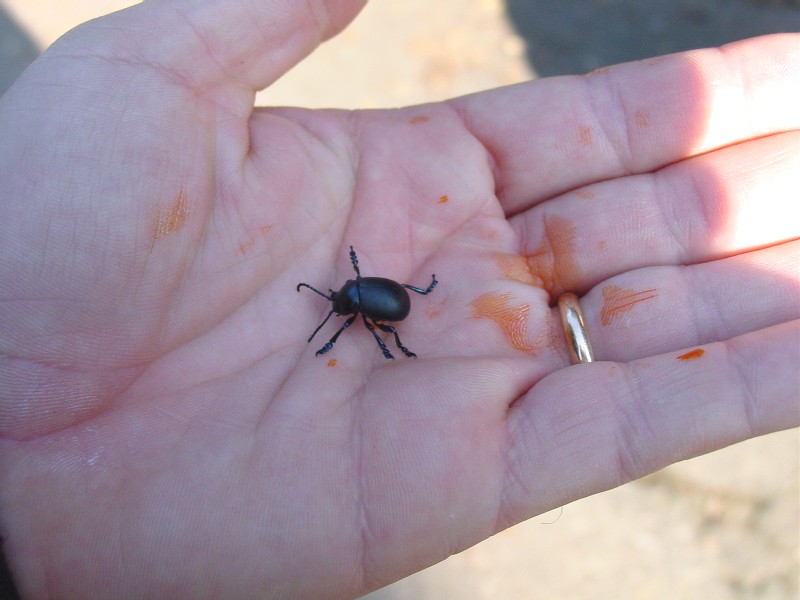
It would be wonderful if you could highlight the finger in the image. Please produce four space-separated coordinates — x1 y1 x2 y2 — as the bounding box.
450 34 800 214
60 0 367 93
509 130 800 297
499 320 800 527
581 240 800 362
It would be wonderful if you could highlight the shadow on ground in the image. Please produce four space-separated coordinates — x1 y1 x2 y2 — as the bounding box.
505 0 800 76
0 7 38 98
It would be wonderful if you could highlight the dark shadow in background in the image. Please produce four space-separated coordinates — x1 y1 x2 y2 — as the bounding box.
0 9 36 600
0 536 19 600
0 7 39 98
505 0 800 77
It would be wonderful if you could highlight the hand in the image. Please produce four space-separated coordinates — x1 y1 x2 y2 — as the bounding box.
1 0 797 596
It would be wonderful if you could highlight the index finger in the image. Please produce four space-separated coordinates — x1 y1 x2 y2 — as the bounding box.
449 34 800 215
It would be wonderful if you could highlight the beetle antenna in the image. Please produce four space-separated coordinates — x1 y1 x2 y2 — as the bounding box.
349 246 362 279
297 283 333 300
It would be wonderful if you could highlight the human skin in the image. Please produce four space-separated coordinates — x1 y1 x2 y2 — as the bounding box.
0 1 798 598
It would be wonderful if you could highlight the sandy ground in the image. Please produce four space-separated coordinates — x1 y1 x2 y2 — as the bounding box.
1 1 798 598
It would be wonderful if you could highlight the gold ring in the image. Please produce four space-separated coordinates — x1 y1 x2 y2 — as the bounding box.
558 293 595 364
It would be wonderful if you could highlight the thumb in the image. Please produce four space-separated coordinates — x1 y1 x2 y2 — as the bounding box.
56 0 368 94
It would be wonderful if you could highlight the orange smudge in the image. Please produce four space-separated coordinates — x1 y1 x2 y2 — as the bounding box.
327 359 337 367
438 195 449 204
635 111 650 128
534 307 565 355
469 292 535 355
495 253 537 285
238 224 274 256
409 115 430 125
575 189 594 200
524 215 578 298
677 348 704 361
578 126 592 148
153 188 189 242
425 297 447 319
238 240 254 255
600 286 658 326
586 66 610 76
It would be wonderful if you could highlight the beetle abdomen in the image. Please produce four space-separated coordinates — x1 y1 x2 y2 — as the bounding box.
358 277 411 321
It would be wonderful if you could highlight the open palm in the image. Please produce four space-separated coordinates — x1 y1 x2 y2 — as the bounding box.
1 2 798 598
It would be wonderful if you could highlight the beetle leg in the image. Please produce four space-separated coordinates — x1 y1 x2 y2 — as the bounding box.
361 315 395 360
315 314 357 356
402 274 437 295
372 321 417 358
307 308 336 343
349 246 362 280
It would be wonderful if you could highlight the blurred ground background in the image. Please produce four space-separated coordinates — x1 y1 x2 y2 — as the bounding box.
1 1 798 598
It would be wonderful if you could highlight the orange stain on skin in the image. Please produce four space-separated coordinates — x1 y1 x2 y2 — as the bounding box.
238 224 274 255
536 307 566 356
600 285 658 326
469 292 535 355
586 66 610 77
438 194 449 204
524 215 579 298
635 111 651 128
425 297 447 319
409 115 430 125
495 253 537 285
578 126 592 148
153 188 189 242
677 348 704 361
327 359 337 367
575 189 594 200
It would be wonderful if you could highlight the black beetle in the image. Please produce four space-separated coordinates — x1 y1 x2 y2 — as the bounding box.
296 246 437 359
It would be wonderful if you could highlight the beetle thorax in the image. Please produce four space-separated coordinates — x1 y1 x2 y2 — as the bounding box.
332 280 360 315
